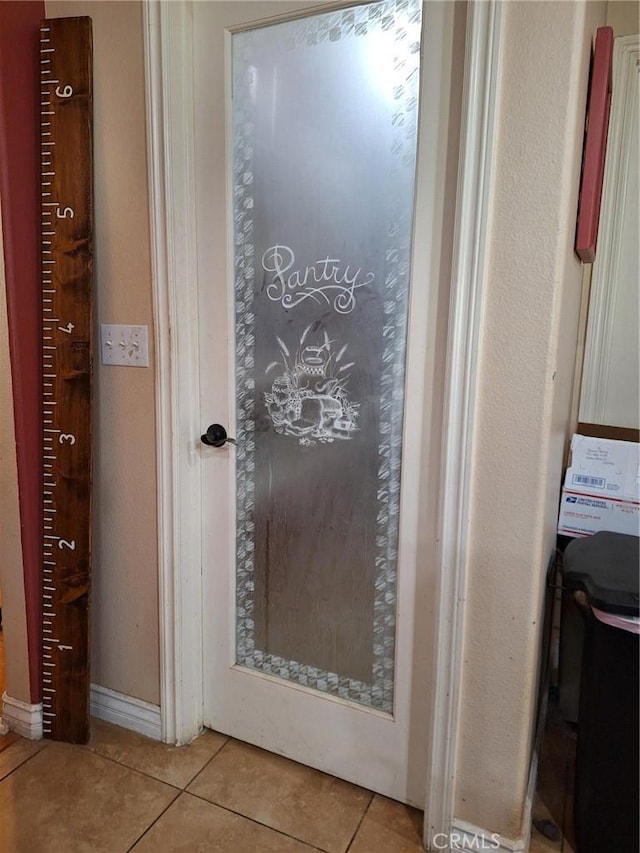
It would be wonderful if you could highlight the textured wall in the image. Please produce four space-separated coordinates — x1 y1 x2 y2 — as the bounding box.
0 210 31 705
454 0 607 839
44 0 159 704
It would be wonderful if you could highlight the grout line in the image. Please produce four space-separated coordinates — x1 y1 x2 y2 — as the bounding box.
345 790 375 852
185 788 329 852
77 745 183 792
0 739 49 784
126 787 182 852
180 734 231 790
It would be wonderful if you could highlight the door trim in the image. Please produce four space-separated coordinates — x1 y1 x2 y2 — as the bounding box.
143 0 502 837
143 0 203 746
424 1 502 844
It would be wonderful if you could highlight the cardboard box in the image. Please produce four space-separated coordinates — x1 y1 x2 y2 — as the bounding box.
558 434 640 538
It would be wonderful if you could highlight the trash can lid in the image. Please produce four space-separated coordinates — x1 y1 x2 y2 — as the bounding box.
564 531 639 617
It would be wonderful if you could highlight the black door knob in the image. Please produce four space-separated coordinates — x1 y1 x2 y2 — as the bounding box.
201 423 236 447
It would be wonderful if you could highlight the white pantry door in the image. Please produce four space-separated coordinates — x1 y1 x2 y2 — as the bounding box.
194 0 454 806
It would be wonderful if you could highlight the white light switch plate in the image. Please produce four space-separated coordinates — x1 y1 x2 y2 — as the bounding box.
100 324 149 367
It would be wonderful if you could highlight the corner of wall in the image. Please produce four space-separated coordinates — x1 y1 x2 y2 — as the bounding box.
452 0 607 841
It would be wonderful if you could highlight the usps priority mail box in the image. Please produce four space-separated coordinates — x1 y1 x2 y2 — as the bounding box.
558 434 640 538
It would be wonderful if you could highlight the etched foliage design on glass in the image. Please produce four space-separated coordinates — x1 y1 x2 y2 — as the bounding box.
264 325 360 446
232 0 422 713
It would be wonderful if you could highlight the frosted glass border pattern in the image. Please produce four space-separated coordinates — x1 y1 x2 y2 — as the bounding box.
232 0 422 713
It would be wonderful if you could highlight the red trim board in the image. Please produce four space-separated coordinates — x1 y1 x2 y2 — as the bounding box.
575 26 614 263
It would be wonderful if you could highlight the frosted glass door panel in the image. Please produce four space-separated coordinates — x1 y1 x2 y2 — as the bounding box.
232 0 421 713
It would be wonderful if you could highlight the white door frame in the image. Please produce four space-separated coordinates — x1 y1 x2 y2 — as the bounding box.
143 0 501 842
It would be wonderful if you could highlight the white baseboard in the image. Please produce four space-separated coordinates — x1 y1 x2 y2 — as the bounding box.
1 692 43 740
448 751 538 852
0 687 162 743
90 684 162 741
450 819 524 852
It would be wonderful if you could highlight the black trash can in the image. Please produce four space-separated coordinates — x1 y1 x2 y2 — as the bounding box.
564 531 639 853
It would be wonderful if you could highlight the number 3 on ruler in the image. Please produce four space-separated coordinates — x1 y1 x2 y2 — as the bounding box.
58 539 76 550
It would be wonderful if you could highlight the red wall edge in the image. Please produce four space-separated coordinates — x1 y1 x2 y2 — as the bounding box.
0 0 46 704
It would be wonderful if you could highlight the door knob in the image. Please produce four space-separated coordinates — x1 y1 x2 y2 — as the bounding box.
201 423 236 447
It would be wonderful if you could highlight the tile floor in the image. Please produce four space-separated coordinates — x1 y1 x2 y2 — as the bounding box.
0 718 425 853
0 624 577 852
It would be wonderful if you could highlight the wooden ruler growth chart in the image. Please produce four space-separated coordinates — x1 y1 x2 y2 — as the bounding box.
40 16 93 743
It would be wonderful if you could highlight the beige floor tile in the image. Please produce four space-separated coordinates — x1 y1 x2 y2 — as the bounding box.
85 718 228 788
0 731 20 754
349 794 424 853
0 741 177 853
0 736 44 782
187 739 372 853
133 791 320 852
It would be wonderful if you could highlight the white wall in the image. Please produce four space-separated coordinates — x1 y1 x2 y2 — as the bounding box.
454 0 607 839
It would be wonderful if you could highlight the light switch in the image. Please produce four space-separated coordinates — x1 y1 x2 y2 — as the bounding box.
100 324 149 367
